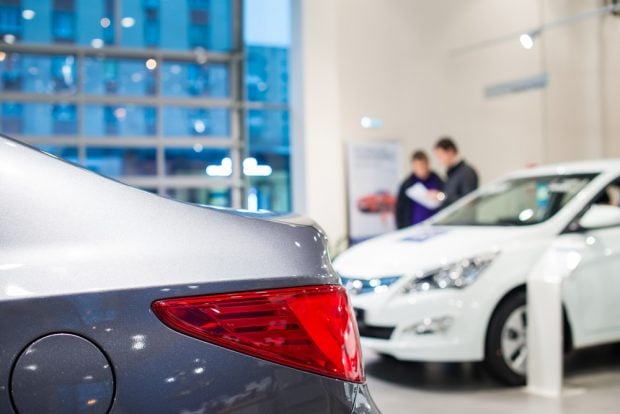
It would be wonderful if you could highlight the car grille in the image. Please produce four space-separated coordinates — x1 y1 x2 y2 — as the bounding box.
354 308 395 340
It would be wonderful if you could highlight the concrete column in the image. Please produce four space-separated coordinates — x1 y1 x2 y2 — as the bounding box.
541 0 606 163
290 0 347 248
601 13 620 157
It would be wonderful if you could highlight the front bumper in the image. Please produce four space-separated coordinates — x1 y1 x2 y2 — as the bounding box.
352 289 488 362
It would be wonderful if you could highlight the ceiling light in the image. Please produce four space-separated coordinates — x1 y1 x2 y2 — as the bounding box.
451 4 616 56
145 58 157 70
243 157 272 177
21 9 36 20
247 188 258 211
519 33 534 50
3 34 16 44
113 107 127 119
206 158 233 177
100 17 111 28
121 17 135 28
90 38 104 48
360 116 384 129
193 119 206 134
194 47 208 64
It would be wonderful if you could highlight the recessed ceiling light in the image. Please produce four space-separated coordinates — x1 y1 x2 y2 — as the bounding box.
3 34 16 44
91 38 104 48
145 58 157 70
22 9 36 20
121 17 135 28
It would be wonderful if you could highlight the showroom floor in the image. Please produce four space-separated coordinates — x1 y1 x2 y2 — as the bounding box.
366 344 620 413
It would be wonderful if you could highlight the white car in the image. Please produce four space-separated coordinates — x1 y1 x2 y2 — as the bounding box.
334 160 620 385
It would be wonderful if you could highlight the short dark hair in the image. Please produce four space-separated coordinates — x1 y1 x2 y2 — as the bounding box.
434 137 458 153
411 150 429 162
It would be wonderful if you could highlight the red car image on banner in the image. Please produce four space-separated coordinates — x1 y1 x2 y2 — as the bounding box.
357 191 396 213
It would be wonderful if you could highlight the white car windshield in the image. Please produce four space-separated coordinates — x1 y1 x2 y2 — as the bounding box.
433 174 597 226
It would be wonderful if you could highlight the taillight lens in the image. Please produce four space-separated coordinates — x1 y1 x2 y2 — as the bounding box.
152 284 364 383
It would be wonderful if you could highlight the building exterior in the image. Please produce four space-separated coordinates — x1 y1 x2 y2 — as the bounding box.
0 0 291 211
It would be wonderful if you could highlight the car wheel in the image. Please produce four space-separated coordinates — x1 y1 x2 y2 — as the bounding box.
485 290 527 386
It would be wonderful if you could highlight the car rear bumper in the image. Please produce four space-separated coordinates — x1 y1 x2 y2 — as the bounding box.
352 383 381 413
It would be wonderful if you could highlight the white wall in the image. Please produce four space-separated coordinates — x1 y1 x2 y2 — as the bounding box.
292 0 620 248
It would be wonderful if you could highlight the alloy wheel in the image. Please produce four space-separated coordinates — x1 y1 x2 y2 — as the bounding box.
500 305 527 375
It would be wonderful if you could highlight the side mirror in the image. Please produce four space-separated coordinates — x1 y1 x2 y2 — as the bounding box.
579 204 620 230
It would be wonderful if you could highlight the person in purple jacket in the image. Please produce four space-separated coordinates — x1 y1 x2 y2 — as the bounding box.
395 150 444 229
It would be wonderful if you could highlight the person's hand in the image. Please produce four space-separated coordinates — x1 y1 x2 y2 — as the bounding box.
427 189 446 202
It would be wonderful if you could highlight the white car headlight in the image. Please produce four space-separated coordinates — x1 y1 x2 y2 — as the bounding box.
340 275 402 295
402 252 498 293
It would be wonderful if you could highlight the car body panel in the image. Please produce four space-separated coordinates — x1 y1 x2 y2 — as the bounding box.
342 231 552 362
561 226 620 348
0 136 337 300
335 225 543 277
1 283 365 413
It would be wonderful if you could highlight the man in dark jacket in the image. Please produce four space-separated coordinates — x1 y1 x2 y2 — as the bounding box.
395 150 443 229
431 137 479 207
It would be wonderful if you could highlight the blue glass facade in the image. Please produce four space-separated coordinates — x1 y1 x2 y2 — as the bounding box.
245 45 290 212
0 0 233 50
0 0 292 212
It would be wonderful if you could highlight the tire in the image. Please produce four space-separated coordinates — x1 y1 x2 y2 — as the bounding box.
485 290 527 386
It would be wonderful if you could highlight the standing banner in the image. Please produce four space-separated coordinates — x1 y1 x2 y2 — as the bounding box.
346 140 402 244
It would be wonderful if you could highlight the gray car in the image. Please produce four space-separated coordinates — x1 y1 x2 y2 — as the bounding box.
0 135 379 414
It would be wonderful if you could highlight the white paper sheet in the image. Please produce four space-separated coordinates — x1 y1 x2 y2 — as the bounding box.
405 182 441 210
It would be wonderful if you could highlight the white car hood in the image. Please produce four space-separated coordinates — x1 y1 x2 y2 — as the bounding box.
334 224 540 278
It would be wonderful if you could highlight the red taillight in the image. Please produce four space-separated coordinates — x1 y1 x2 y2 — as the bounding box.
152 284 364 383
